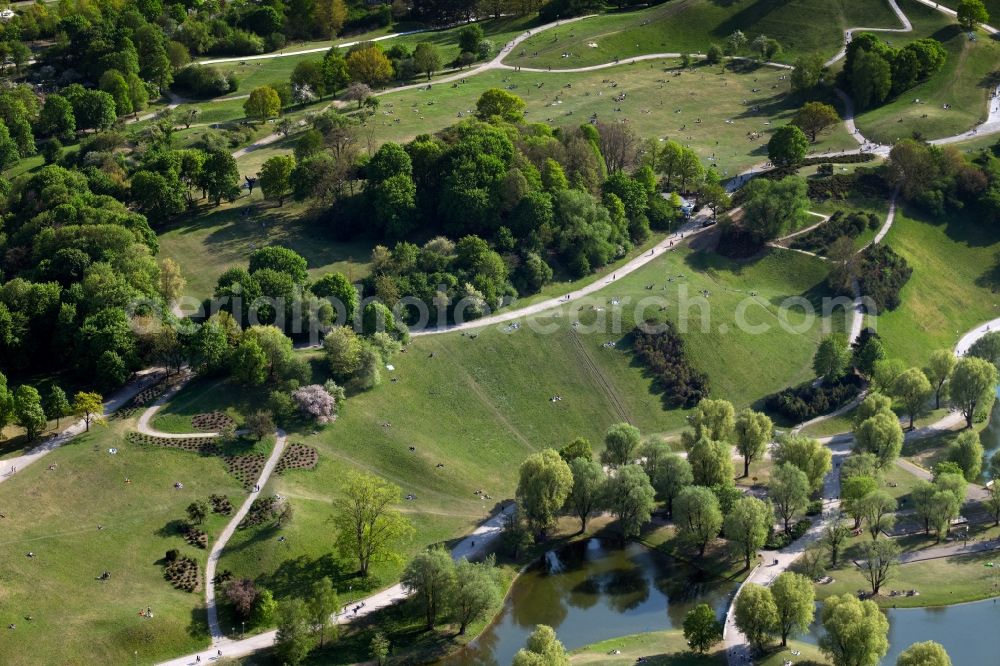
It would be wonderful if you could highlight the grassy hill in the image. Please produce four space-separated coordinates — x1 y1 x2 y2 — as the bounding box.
869 203 1000 366
503 0 901 70
851 0 1000 143
214 243 841 601
0 418 249 665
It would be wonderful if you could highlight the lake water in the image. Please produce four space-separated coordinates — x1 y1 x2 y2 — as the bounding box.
443 538 736 665
798 597 1000 663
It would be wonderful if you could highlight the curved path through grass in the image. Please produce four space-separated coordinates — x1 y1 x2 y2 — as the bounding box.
723 310 1000 665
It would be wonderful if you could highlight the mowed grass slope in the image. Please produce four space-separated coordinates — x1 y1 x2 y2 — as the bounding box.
502 0 901 70
870 204 1000 366
369 60 858 175
209 16 537 99
852 0 1000 143
0 418 247 665
213 244 840 595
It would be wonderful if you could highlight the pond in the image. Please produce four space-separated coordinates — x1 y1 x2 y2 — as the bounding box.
799 597 1000 663
443 538 737 665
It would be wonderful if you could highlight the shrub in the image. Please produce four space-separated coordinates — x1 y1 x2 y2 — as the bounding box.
631 321 709 408
172 65 239 98
857 244 912 310
765 376 862 423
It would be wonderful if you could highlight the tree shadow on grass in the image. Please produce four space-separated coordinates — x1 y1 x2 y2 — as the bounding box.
257 553 370 599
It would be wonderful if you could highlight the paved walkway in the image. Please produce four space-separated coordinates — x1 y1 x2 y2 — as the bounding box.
135 373 218 439
204 430 288 641
156 503 515 666
0 367 167 486
411 210 714 336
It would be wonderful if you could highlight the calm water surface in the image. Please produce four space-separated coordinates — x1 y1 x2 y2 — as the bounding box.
444 538 736 666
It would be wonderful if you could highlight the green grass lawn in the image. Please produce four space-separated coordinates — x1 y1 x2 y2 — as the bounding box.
817 544 1000 607
0 417 248 665
194 243 840 612
503 0 901 70
570 629 725 664
368 59 859 177
870 203 1000 367
157 197 374 301
852 0 1000 143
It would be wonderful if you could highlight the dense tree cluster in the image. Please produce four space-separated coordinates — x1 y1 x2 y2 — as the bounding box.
855 244 912 311
298 106 693 321
887 138 1000 223
631 322 710 408
843 33 946 110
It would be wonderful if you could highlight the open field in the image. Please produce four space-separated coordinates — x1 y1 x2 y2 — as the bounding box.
570 629 725 664
870 204 1000 367
852 0 1000 143
502 0 901 70
197 243 841 600
0 417 249 665
368 60 859 176
816 542 1000 608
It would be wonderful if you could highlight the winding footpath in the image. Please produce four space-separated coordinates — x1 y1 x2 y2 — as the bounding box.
156 502 515 666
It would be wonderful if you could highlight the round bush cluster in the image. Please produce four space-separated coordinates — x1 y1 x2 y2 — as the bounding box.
209 494 233 515
191 411 236 432
224 454 266 490
184 526 208 549
275 444 319 474
126 431 220 454
238 495 279 530
164 556 200 592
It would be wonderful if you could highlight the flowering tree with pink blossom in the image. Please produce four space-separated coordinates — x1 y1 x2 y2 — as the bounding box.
292 384 337 424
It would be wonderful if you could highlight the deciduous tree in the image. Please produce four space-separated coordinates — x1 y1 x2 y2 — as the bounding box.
771 572 814 646
683 603 723 654
332 471 414 576
819 594 889 666
605 464 655 541
892 367 932 429
516 449 573 536
724 495 772 569
949 356 998 428
791 102 840 142
734 584 777 653
770 463 810 533
674 486 723 556
566 457 606 532
734 408 773 478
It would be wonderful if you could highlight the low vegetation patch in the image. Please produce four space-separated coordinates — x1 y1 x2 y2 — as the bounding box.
789 210 881 255
765 376 862 424
631 322 709 408
224 454 267 490
239 495 282 530
857 244 913 311
191 411 236 432
275 443 319 474
210 494 234 515
163 554 201 593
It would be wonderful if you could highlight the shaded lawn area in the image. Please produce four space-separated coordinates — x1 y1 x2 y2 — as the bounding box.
157 198 374 302
852 0 1000 143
